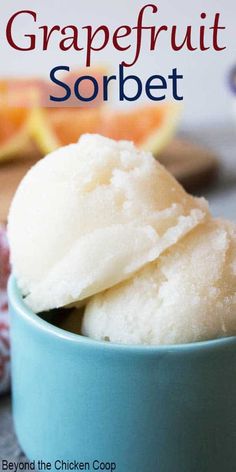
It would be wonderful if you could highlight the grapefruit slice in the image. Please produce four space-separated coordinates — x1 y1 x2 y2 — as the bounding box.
41 102 180 156
0 68 106 162
0 78 46 163
99 103 181 154
0 107 41 163
45 108 103 148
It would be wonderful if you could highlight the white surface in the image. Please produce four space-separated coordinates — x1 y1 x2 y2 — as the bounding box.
0 0 235 126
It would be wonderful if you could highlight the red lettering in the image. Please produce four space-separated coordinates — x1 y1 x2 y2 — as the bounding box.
83 25 109 67
150 25 168 50
210 13 226 51
39 25 60 50
123 4 158 67
171 25 197 51
113 26 132 51
199 13 209 51
60 26 83 51
6 10 36 51
5 7 226 65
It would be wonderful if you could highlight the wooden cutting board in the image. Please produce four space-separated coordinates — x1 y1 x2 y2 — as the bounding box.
0 138 219 224
158 138 219 190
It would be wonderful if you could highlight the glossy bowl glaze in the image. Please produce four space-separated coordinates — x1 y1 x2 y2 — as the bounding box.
8 275 236 472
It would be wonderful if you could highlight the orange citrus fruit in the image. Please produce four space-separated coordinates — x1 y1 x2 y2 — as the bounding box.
0 107 40 163
37 102 180 156
0 68 106 162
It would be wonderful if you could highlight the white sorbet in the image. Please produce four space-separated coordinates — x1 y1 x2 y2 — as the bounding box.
82 219 236 345
8 134 208 313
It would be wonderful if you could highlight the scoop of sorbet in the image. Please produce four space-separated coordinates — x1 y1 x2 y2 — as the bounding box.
8 134 208 313
82 219 236 345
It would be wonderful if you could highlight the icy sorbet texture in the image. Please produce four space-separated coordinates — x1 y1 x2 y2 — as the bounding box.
8 134 236 345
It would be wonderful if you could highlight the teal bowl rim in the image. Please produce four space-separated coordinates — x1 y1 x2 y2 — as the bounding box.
8 275 236 354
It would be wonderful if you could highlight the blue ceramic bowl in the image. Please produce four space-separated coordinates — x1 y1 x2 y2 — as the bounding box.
8 275 236 472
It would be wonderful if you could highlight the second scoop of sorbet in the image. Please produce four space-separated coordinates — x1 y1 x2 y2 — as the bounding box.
82 219 236 345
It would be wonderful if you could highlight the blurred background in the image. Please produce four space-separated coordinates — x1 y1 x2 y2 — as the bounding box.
0 0 235 460
0 0 235 221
